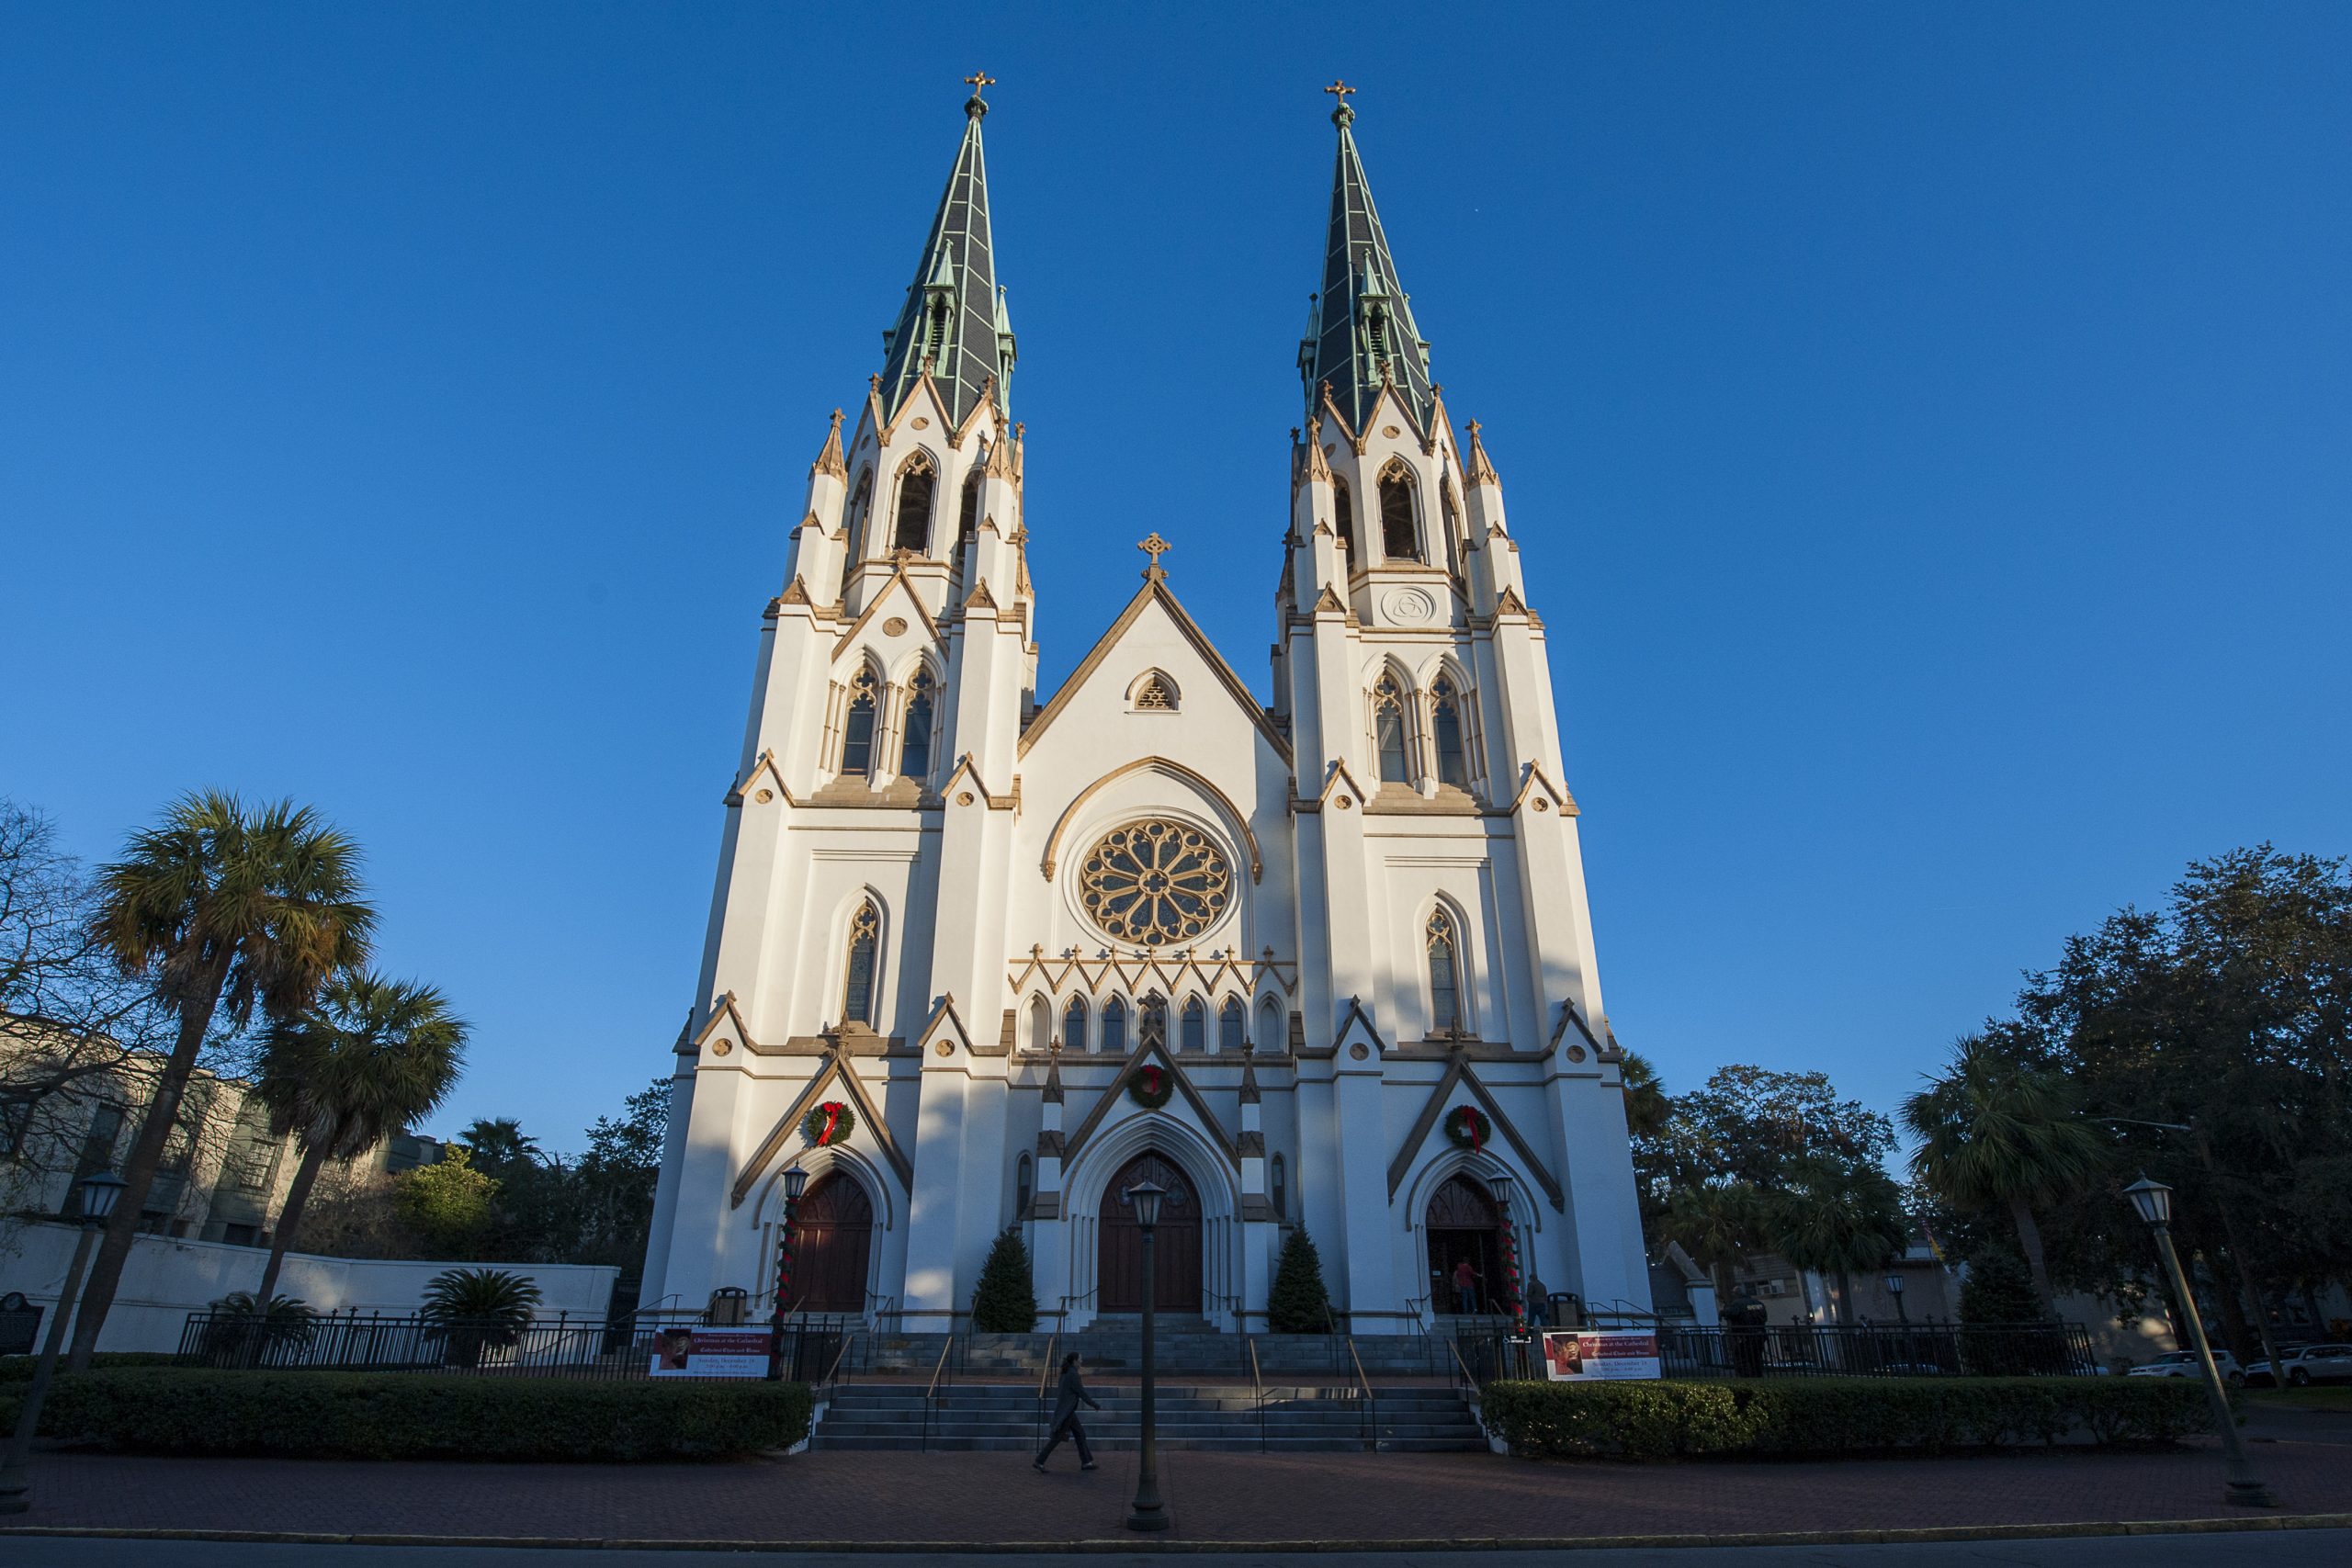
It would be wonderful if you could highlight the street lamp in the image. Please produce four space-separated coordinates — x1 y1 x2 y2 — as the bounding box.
1883 1271 1908 1325
0 1169 127 1514
1125 1179 1170 1534
2122 1174 2271 1508
767 1166 809 1382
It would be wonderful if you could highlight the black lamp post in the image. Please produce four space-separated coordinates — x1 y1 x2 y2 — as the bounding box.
0 1169 127 1514
767 1165 808 1382
1883 1271 1908 1325
2123 1174 2271 1508
1125 1179 1170 1533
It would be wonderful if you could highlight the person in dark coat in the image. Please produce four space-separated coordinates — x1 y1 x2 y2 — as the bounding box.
1034 1351 1102 1472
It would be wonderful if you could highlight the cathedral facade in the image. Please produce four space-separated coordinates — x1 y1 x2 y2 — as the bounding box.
642 85 1653 1336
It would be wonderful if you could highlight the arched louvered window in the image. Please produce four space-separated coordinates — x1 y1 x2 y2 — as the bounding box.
957 468 983 560
1219 998 1245 1054
892 457 935 554
1426 908 1462 1035
1431 678 1470 789
1373 672 1411 784
839 666 880 776
1101 998 1127 1056
1181 998 1205 1053
1064 995 1089 1054
841 470 872 596
899 669 936 782
1259 997 1283 1051
842 900 882 1026
1441 486 1463 575
1379 466 1422 562
1333 479 1358 560
1029 996 1053 1053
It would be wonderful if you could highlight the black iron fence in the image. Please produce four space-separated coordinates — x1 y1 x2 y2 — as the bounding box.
175 1309 863 1382
1456 1320 2100 1382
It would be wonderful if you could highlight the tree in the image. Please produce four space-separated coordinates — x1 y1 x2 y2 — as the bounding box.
420 1266 541 1368
458 1117 539 1168
1268 1227 1334 1333
1957 1246 2044 1324
1769 1157 1908 1323
245 971 469 1314
570 1077 670 1267
969 1226 1038 1332
1657 1181 1769 1308
1901 1031 2106 1312
70 792 374 1366
396 1145 499 1256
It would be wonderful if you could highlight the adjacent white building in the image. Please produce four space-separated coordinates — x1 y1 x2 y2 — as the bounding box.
642 86 1652 1336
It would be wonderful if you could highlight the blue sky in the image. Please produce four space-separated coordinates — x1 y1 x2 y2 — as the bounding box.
6 4 2347 1155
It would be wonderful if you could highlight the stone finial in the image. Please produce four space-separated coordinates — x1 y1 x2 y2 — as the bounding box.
1137 532 1171 581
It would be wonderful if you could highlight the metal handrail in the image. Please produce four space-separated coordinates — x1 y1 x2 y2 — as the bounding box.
920 1335 954 1454
1345 1335 1378 1453
1447 1335 1478 1398
1035 1326 1060 1443
817 1327 858 1395
1248 1334 1267 1454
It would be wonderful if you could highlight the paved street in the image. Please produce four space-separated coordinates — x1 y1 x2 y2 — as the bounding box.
0 1431 2346 1551
5 1532 2352 1566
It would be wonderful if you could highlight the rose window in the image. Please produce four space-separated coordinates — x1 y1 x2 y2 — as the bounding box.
1078 819 1232 946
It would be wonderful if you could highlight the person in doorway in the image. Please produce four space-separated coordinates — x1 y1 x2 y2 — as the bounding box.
1034 1350 1102 1472
1452 1257 1482 1315
1525 1271 1550 1327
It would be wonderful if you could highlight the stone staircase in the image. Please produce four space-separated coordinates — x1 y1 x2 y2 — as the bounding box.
858 1319 1472 1380
809 1381 1487 1453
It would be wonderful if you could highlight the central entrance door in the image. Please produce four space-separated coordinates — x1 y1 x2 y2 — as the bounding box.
1426 1174 1504 1314
1098 1151 1202 1313
793 1171 873 1313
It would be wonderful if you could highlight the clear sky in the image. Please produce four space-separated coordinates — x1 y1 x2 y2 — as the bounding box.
6 4 2347 1155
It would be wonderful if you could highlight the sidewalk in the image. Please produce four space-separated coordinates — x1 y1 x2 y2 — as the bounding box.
6 1436 2350 1549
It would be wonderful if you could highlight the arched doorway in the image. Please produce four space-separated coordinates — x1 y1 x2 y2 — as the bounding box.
791 1171 873 1313
1425 1174 1503 1314
1097 1151 1202 1314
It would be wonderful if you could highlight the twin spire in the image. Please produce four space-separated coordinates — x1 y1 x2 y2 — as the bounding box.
873 81 1442 441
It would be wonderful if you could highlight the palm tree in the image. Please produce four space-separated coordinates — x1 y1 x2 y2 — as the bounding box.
244 971 469 1315
71 792 373 1367
1902 1033 2107 1312
1657 1180 1769 1309
421 1266 542 1368
1618 1051 1670 1141
458 1117 540 1168
1769 1157 1909 1324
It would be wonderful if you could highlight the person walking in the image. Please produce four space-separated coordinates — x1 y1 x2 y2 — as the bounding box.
1452 1257 1481 1316
1034 1350 1102 1472
1525 1271 1550 1327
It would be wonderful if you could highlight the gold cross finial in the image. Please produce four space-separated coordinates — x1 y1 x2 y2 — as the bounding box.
965 71 996 93
1137 533 1171 577
1324 80 1354 101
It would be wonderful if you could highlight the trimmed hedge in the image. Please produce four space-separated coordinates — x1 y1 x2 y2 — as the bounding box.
29 1370 813 1461
0 1351 179 1381
1478 1376 2211 1461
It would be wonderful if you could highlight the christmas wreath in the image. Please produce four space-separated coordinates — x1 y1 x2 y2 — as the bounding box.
1442 1104 1488 1152
1127 1063 1175 1109
802 1100 854 1147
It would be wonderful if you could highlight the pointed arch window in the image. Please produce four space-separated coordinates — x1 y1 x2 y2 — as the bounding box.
1333 478 1358 560
1219 998 1245 1054
1441 485 1464 575
1271 1153 1287 1218
1426 908 1462 1036
956 468 984 562
1064 996 1089 1054
842 900 882 1026
1029 995 1053 1053
839 666 880 777
1181 997 1205 1053
1431 677 1471 789
892 456 936 554
899 669 937 783
1259 997 1283 1052
1015 1153 1033 1218
1379 465 1422 563
1373 672 1411 784
1101 998 1127 1056
842 470 872 595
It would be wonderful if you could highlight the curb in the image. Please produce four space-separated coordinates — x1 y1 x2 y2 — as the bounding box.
4 1514 2351 1551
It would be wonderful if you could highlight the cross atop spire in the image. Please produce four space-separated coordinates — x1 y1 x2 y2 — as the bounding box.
876 88 1016 428
1296 86 1435 434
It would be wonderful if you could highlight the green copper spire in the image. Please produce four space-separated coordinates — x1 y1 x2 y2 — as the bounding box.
1299 84 1435 434
876 76 1013 426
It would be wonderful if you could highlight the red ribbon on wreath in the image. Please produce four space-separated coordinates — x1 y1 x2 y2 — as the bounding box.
1128 1064 1174 1108
808 1100 850 1145
1444 1105 1487 1152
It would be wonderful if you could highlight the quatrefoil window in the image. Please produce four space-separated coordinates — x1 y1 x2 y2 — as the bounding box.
1078 820 1232 947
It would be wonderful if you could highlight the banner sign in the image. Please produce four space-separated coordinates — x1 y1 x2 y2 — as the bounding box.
1541 1329 1663 1382
650 1327 771 1379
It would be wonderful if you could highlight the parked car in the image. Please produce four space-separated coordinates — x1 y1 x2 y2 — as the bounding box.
2252 1343 2352 1388
2128 1348 2245 1386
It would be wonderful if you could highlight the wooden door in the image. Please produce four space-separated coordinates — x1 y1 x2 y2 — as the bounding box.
1097 1151 1202 1313
1426 1174 1502 1314
792 1172 873 1313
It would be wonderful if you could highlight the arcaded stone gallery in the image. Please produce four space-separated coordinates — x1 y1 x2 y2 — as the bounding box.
642 85 1652 1337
